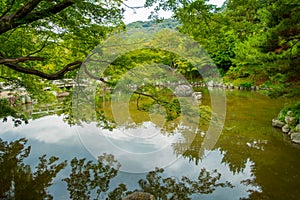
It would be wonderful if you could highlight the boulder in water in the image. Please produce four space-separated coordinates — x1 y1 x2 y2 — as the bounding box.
175 85 193 97
192 92 202 100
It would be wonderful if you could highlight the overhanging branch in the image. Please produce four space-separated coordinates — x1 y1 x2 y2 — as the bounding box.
0 56 44 64
3 61 82 80
0 0 75 34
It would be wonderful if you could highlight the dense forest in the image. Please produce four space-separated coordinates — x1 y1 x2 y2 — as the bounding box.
0 0 299 99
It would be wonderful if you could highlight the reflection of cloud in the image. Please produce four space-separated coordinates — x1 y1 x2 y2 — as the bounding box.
76 121 182 172
0 115 77 144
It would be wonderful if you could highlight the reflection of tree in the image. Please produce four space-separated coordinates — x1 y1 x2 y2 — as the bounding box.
173 133 204 165
63 154 121 200
0 138 67 199
135 167 233 200
0 138 235 200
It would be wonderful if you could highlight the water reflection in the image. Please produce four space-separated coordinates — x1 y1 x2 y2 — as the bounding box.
0 137 260 199
1 89 299 199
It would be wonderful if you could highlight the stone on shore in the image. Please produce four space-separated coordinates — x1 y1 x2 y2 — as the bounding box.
272 119 285 128
290 132 300 144
295 124 300 132
285 116 296 125
282 124 290 134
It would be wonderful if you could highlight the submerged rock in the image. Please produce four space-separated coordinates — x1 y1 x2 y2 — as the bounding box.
175 85 193 97
123 192 155 200
192 92 202 100
290 133 300 144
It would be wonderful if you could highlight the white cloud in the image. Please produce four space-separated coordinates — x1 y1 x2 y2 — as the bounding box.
123 0 226 24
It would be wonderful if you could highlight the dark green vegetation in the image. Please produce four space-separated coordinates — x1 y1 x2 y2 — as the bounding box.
0 0 124 102
0 0 299 99
146 0 300 97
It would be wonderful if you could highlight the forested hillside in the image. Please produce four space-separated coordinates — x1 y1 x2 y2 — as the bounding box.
0 0 299 98
150 0 299 97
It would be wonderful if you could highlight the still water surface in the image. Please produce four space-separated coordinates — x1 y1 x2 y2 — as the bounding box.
1 89 300 199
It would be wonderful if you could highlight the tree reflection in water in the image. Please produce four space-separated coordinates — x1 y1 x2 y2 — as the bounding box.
0 138 234 200
0 138 66 199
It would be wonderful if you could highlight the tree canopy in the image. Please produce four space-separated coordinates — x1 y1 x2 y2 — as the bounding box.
147 0 299 96
0 0 124 81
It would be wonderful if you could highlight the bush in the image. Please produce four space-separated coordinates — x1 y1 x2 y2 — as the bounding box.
277 101 300 125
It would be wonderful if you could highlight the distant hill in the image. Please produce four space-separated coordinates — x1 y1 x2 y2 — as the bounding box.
126 18 180 31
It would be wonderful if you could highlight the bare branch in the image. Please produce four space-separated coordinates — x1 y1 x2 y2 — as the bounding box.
133 90 168 104
11 0 42 21
3 61 81 80
0 0 16 19
121 2 144 9
0 0 75 34
26 35 50 56
82 63 110 84
0 56 44 64
19 0 75 26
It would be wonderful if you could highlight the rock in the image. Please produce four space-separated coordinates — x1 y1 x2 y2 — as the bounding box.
290 132 300 144
175 85 193 97
272 119 285 128
285 116 296 126
287 110 293 116
282 124 290 133
20 96 26 104
207 80 214 87
57 92 70 98
25 95 32 103
123 192 155 200
295 124 300 132
192 92 202 100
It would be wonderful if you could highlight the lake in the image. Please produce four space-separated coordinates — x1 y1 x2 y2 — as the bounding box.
1 88 299 199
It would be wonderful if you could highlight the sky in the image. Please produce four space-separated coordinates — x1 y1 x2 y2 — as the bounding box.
123 0 226 24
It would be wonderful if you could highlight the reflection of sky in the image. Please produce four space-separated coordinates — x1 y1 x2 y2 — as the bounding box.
75 121 183 172
0 115 260 199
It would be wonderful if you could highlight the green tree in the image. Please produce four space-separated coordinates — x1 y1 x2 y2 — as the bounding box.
229 0 300 96
0 0 124 82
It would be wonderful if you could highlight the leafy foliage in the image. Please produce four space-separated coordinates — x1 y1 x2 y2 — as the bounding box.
0 98 28 126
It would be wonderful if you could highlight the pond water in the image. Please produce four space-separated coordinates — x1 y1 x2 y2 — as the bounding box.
1 89 300 199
